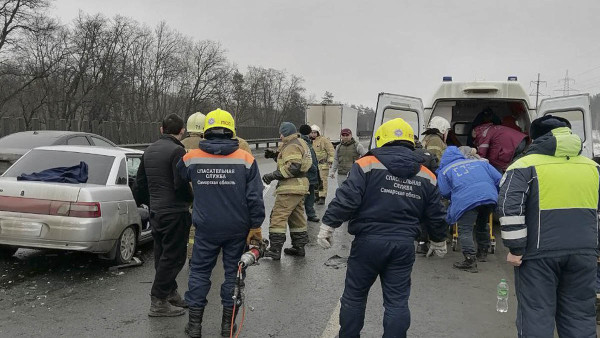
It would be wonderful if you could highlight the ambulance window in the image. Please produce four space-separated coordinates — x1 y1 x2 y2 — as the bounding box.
543 110 585 141
453 122 471 136
382 108 420 135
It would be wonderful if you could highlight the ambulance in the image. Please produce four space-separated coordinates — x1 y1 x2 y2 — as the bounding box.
370 76 594 160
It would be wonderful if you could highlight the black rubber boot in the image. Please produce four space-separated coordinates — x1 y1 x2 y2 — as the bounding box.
185 307 204 337
476 248 488 262
453 255 478 273
167 289 188 308
220 306 240 337
284 246 305 256
415 242 429 255
148 296 186 317
265 233 286 260
307 216 321 222
285 232 308 257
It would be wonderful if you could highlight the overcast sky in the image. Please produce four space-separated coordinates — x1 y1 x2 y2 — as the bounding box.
51 0 600 109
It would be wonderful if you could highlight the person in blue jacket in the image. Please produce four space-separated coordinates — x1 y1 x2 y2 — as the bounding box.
318 118 447 338
437 146 502 273
177 109 265 338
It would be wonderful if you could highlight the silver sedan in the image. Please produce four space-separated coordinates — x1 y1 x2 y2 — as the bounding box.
0 145 152 263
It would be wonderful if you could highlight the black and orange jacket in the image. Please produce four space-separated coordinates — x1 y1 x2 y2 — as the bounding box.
322 144 447 241
177 138 265 240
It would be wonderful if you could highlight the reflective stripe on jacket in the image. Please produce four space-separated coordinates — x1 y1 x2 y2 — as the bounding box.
275 134 311 195
322 145 447 241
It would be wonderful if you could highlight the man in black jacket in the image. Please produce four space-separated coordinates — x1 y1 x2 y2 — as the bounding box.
136 114 193 317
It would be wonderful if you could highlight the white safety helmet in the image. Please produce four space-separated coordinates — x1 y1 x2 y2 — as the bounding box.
311 124 321 133
428 116 451 133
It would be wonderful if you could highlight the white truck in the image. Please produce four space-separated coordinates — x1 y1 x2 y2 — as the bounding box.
370 76 596 160
306 104 359 144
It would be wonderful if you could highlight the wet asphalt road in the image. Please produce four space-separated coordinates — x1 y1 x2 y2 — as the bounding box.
0 150 595 337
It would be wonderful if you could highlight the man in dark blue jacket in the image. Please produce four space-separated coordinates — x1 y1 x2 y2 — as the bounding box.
437 146 501 272
299 124 321 222
318 118 447 338
498 116 600 338
177 109 265 338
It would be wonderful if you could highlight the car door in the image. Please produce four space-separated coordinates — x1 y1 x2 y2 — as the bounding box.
370 93 425 149
537 94 593 159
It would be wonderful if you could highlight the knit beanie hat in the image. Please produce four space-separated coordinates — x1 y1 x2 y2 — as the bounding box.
279 122 297 137
530 115 571 140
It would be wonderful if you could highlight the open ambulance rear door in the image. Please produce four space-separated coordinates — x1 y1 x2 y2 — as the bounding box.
537 94 593 159
370 93 425 149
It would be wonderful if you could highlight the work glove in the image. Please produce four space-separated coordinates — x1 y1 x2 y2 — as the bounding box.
317 224 335 249
262 172 277 185
426 241 447 258
264 149 278 159
246 227 263 245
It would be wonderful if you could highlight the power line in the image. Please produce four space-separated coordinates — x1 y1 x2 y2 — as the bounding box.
555 70 579 96
571 64 600 78
574 74 600 86
529 73 547 109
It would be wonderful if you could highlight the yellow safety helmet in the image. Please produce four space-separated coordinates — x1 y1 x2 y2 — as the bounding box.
375 118 415 148
187 112 206 134
204 108 236 136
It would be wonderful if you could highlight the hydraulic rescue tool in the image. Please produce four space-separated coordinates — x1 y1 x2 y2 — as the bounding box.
230 239 269 338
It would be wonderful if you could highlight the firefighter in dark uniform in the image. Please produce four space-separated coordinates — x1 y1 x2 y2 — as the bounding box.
177 109 265 338
318 118 448 337
498 115 600 338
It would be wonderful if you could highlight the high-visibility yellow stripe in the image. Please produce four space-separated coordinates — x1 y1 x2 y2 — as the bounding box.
537 161 599 209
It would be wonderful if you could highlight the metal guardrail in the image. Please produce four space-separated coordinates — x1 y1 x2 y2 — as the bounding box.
120 136 370 151
119 138 281 151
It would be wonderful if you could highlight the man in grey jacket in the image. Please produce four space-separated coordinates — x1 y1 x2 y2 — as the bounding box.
330 128 366 186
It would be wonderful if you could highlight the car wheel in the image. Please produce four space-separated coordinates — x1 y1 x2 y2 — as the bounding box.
115 226 137 264
0 245 18 258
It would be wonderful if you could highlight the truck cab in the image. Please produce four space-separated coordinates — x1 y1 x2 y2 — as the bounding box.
370 77 594 160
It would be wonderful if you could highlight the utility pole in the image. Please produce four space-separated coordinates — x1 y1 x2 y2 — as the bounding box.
555 70 578 96
529 73 547 109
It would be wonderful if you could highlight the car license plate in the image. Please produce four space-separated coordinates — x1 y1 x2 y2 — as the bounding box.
0 219 43 237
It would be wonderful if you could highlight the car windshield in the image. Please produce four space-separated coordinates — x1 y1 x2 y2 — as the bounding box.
2 149 115 185
0 133 61 149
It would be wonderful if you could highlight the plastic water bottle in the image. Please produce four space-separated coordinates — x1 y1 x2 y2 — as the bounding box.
496 279 509 313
